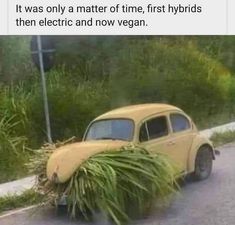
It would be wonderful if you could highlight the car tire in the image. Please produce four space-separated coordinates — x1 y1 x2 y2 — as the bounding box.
193 146 213 181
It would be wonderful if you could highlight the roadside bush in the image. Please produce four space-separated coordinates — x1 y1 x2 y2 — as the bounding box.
0 72 110 182
0 115 28 183
0 69 110 149
0 36 34 83
0 82 42 149
210 131 235 147
54 36 120 81
0 189 42 213
29 70 110 143
109 40 232 123
0 84 31 136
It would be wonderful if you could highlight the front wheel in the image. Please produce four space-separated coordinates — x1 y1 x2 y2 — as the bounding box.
193 146 213 181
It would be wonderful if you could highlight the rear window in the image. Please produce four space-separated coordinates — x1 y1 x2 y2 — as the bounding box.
170 113 191 133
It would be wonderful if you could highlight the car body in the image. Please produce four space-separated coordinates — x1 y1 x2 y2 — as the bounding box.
47 104 216 183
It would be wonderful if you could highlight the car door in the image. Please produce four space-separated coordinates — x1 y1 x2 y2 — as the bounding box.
138 114 176 162
138 112 195 173
168 112 196 171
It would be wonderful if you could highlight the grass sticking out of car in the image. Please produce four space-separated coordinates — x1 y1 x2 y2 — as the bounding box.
28 142 179 225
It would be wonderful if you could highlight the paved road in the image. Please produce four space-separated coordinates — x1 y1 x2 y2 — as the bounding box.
1 143 235 225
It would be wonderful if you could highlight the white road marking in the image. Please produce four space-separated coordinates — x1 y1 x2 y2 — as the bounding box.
0 205 38 219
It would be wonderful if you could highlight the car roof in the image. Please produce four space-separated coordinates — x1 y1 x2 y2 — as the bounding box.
94 104 182 123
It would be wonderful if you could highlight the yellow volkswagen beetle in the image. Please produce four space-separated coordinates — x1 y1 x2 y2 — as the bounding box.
47 104 216 183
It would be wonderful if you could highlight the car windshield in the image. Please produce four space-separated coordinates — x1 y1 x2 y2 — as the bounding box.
85 119 134 141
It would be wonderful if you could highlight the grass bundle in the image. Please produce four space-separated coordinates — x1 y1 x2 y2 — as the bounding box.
28 142 179 225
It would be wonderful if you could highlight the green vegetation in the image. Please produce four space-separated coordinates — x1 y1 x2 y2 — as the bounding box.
109 40 232 126
28 144 179 225
0 115 28 183
0 36 235 183
0 75 109 182
210 131 235 147
0 189 42 214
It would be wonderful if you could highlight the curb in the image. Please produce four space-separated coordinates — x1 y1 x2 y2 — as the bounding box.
0 176 36 198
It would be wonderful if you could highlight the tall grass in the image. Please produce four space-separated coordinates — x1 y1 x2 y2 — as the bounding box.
0 189 42 213
109 39 232 120
0 73 111 183
0 115 28 183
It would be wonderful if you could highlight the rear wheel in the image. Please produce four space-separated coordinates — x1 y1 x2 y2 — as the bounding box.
193 146 213 181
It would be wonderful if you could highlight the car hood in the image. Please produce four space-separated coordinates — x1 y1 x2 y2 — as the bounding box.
46 140 128 183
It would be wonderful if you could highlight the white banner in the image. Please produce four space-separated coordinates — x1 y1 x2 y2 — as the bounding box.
0 0 234 35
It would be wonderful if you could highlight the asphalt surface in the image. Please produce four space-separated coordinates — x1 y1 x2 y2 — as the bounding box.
1 143 235 225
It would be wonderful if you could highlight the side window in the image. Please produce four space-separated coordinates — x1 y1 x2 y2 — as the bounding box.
170 113 191 133
139 116 168 142
147 116 168 140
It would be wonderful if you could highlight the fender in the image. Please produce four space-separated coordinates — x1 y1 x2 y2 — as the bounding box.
187 132 215 173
